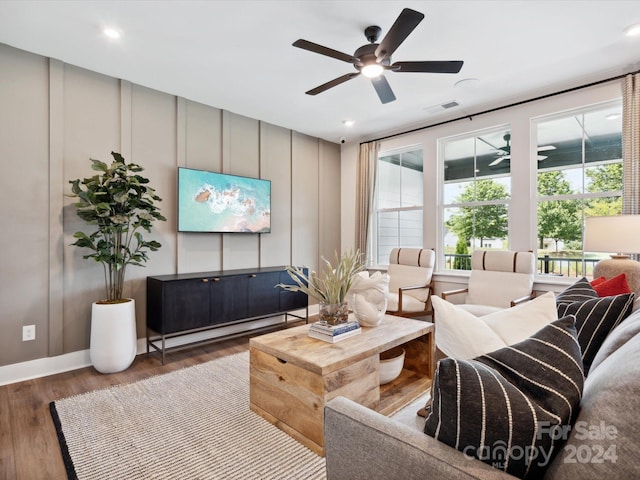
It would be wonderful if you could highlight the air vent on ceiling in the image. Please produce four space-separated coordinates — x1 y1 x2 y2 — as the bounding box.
423 100 460 115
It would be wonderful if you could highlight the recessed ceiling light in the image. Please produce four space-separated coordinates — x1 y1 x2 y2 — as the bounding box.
606 113 621 120
624 23 640 36
342 120 355 127
103 28 121 40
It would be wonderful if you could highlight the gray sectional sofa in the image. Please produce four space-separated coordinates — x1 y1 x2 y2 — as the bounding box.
324 306 640 479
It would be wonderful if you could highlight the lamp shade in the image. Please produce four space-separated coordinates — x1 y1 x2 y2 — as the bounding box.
584 215 640 254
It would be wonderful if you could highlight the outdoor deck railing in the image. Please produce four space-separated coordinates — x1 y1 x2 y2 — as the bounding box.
443 253 599 278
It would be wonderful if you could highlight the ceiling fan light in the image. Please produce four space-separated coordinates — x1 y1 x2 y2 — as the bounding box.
361 63 384 78
103 27 121 40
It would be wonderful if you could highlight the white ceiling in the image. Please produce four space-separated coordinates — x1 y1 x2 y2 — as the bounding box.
1 1 639 144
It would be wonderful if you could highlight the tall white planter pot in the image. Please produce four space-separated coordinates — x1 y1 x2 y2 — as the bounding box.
90 299 137 374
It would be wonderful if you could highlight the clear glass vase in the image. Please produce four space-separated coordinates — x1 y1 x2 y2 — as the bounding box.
318 301 349 326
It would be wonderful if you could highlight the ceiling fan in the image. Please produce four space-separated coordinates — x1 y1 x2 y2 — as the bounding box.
479 133 556 167
292 8 464 104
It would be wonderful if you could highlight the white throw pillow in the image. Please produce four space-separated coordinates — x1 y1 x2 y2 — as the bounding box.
431 295 505 359
432 291 558 359
481 291 557 344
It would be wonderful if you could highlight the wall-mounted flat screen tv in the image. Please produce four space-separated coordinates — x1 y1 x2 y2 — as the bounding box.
178 167 271 233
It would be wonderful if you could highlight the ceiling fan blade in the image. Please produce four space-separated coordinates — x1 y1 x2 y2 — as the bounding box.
537 145 556 152
293 39 358 63
375 8 424 62
305 72 360 96
477 136 501 150
489 154 511 167
391 60 464 74
371 75 396 104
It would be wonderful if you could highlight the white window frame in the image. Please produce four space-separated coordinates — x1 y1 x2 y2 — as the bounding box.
532 100 623 279
438 125 512 272
370 146 424 267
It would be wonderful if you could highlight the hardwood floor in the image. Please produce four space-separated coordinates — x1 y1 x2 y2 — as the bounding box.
0 325 295 480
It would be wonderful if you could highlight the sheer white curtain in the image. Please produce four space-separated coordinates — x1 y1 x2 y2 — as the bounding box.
355 141 379 260
623 73 640 214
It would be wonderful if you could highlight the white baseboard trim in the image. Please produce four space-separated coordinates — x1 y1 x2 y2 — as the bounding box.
0 307 314 386
0 349 92 387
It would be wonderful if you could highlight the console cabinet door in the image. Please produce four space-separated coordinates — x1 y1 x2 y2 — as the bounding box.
154 278 211 334
247 272 281 318
209 275 248 324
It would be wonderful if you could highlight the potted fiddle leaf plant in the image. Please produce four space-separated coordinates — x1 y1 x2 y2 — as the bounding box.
278 250 365 325
69 151 166 373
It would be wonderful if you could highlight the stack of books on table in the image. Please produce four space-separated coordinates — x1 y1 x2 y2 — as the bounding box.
308 320 361 343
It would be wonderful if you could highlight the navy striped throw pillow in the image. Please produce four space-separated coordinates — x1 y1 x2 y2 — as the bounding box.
555 277 598 303
557 292 634 374
424 316 584 479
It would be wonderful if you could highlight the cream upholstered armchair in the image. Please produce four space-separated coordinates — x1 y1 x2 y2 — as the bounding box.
385 248 435 318
442 249 536 316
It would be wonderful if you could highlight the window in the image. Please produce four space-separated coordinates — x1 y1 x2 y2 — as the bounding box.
440 127 511 270
373 147 423 266
535 101 623 278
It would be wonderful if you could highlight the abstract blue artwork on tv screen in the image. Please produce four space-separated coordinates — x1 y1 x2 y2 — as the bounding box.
178 168 271 233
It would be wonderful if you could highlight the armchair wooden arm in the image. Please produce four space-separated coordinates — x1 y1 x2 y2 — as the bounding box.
398 283 430 292
510 291 537 307
395 280 434 317
440 287 468 302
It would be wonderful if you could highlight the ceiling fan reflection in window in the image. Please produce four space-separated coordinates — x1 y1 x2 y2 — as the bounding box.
478 134 556 167
292 8 464 104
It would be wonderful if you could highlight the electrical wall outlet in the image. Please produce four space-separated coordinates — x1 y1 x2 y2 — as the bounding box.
22 325 36 342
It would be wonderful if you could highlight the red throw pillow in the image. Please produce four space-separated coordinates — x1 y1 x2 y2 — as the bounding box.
592 273 631 297
590 276 606 287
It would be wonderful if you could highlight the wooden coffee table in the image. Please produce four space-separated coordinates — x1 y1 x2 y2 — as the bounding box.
249 314 434 456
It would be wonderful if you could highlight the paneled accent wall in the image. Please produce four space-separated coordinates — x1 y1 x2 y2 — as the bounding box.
0 46 50 365
0 43 341 368
260 123 294 267
292 132 320 268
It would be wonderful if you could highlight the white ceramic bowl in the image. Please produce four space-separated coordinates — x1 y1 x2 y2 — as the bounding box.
379 347 405 385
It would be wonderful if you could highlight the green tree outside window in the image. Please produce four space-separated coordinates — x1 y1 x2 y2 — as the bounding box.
446 179 509 248
537 170 582 252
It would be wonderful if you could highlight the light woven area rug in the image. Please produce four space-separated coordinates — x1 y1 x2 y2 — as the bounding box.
49 351 327 480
